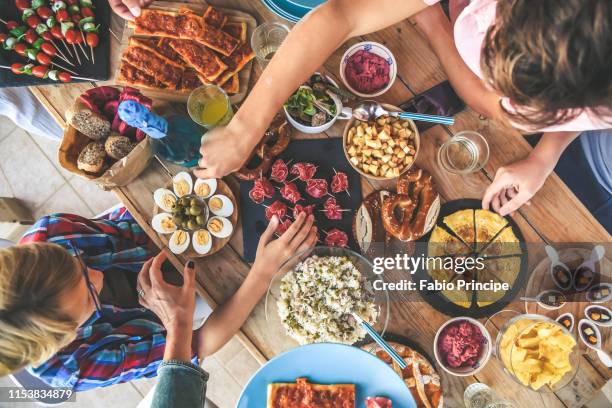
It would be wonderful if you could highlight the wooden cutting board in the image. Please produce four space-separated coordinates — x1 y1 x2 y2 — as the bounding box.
113 1 256 103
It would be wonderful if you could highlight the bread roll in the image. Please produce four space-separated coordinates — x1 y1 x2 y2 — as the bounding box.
77 142 106 174
105 135 136 160
66 106 111 140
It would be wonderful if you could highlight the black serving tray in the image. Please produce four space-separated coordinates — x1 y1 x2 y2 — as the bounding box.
0 0 111 87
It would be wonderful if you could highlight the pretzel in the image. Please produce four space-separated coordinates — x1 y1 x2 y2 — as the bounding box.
381 168 438 241
257 120 291 158
234 145 273 181
235 118 291 181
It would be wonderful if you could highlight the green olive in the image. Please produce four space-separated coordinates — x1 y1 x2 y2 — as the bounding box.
181 220 189 229
189 206 202 216
190 198 199 207
196 215 206 225
184 208 191 216
187 220 198 230
179 197 190 206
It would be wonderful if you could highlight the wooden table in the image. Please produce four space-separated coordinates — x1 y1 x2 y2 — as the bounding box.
29 0 610 406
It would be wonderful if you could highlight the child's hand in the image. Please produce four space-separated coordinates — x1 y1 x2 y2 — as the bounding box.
109 0 153 21
252 213 317 280
482 156 551 216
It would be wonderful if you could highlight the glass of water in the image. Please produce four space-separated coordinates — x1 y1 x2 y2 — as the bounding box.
464 383 495 408
438 131 489 174
464 383 517 408
250 22 290 68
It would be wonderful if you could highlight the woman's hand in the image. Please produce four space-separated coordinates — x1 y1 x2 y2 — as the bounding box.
252 213 318 280
193 125 252 179
108 0 153 21
482 155 552 216
137 252 196 331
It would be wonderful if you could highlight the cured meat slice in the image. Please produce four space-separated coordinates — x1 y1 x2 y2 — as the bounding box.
167 39 227 82
365 397 392 408
323 197 343 220
254 178 275 198
290 162 317 181
280 182 302 204
325 228 348 247
270 159 289 183
331 171 349 194
248 187 265 204
265 200 288 221
276 218 292 235
293 204 315 218
305 178 328 198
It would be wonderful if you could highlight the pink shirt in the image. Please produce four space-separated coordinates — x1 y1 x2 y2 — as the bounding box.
424 0 612 132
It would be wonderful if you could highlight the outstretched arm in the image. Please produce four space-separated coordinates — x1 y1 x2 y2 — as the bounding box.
195 0 430 179
412 4 503 120
196 213 317 358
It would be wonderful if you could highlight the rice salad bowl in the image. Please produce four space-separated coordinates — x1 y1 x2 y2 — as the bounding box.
266 246 389 347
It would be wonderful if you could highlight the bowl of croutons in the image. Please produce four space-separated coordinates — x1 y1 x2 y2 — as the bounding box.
342 104 419 180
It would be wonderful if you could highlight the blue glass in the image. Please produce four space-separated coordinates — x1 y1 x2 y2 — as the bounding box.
118 101 205 167
149 115 205 168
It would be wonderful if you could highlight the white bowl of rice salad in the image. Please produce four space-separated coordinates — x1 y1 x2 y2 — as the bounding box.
265 246 389 349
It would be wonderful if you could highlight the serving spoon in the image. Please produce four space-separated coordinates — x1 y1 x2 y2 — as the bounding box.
353 100 455 125
577 319 612 368
573 245 604 291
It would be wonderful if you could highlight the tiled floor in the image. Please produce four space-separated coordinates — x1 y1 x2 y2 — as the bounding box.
0 114 254 407
0 114 119 225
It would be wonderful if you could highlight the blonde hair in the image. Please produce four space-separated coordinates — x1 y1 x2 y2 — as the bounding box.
0 243 81 375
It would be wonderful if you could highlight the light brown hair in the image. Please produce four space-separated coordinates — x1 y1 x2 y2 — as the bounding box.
481 0 612 127
0 243 80 375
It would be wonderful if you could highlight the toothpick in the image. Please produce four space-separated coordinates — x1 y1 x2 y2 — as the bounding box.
108 28 120 42
61 40 75 59
72 75 99 81
50 40 70 63
72 44 81 65
54 52 75 67
90 45 95 64
77 38 90 62
52 61 78 75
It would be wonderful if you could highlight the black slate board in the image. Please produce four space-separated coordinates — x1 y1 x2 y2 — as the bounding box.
239 138 363 262
0 0 111 87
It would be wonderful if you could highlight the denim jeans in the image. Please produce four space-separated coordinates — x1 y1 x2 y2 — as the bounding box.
151 360 208 408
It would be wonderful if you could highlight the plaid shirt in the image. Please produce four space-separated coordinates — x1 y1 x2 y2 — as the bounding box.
19 209 196 391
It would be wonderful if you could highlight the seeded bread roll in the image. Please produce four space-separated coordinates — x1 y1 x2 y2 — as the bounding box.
66 106 111 141
104 135 136 160
77 142 106 174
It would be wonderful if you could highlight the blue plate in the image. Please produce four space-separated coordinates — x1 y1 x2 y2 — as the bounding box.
286 0 326 8
261 0 308 22
237 343 417 408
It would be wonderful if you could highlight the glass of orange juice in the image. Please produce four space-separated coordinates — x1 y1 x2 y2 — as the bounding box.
187 85 233 128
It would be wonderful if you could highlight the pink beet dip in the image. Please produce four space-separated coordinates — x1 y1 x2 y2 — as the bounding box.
438 320 486 368
344 50 390 94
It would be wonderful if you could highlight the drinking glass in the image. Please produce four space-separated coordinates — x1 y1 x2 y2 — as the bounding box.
187 85 233 129
464 383 495 408
438 131 489 174
250 22 290 68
